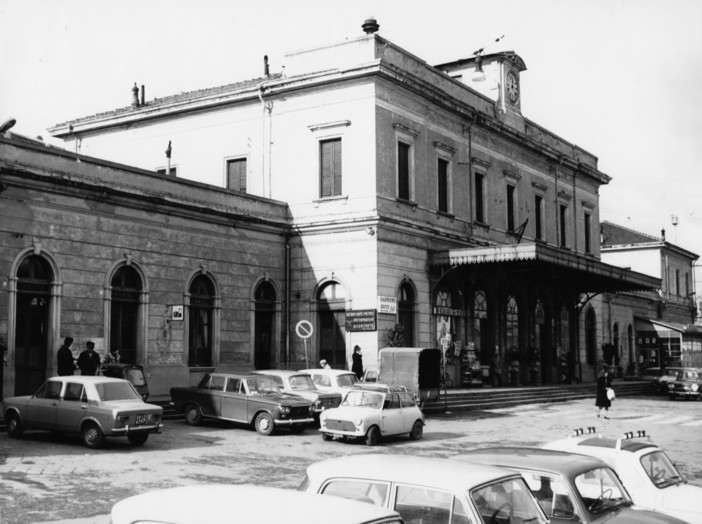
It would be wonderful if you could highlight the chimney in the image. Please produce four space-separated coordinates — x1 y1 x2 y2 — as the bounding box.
661 229 666 241
264 55 270 77
362 17 379 34
141 85 145 106
131 83 139 107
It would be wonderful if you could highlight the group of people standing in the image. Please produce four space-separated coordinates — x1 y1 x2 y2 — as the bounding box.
56 337 122 376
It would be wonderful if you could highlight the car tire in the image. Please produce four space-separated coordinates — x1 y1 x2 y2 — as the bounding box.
669 394 676 401
127 432 149 446
254 412 275 436
82 422 105 449
6 412 24 438
365 425 380 446
184 404 203 426
289 424 306 434
321 432 333 441
409 420 424 441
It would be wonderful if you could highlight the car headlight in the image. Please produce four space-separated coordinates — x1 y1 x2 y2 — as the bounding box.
308 404 315 414
279 405 290 415
667 383 674 390
355 417 364 429
692 384 699 392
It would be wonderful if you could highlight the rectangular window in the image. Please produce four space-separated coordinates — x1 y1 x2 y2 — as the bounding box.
398 141 411 200
676 269 680 295
559 205 568 247
534 195 543 241
507 184 516 232
475 172 485 223
438 158 449 212
320 138 342 197
227 158 247 192
584 212 592 253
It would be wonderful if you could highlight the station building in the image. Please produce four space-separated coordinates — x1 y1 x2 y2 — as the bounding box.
1 19 659 398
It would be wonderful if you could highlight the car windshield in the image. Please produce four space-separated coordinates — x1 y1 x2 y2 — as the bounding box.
336 374 359 388
94 381 142 401
246 377 281 396
341 390 383 409
471 477 549 524
289 375 316 390
640 450 685 488
574 467 632 514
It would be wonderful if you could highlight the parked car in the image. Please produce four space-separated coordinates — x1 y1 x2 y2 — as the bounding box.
667 369 702 400
361 366 379 383
649 367 688 395
457 446 689 524
101 363 150 400
299 368 359 395
169 372 315 435
111 484 404 524
544 428 702 523
252 369 342 419
300 453 549 524
2 376 163 449
319 383 424 445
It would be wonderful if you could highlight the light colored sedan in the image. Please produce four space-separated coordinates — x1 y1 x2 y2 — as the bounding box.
2 376 163 449
544 428 702 523
253 369 342 418
111 484 404 524
299 368 359 395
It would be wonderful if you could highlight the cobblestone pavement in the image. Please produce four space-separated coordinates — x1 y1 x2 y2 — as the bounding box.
0 396 700 524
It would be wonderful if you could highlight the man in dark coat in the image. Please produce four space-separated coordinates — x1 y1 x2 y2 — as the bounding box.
77 341 101 376
352 345 364 380
57 337 76 376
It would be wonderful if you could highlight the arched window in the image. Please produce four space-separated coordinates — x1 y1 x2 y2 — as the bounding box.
317 281 346 368
188 275 214 367
15 255 52 395
254 281 277 369
472 290 490 362
398 281 415 347
585 307 597 366
506 296 519 352
111 266 142 365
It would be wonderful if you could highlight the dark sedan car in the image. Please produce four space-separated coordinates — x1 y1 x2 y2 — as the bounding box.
170 372 315 435
252 370 342 420
667 369 702 400
456 447 689 524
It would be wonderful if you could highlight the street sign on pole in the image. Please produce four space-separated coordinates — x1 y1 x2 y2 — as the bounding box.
295 320 313 368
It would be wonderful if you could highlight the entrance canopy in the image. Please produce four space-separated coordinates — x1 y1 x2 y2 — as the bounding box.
430 243 660 294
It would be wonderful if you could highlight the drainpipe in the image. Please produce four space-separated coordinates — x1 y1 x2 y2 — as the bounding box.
554 155 563 246
285 234 291 367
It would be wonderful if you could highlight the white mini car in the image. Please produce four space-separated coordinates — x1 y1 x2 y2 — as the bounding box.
544 428 702 524
319 384 424 445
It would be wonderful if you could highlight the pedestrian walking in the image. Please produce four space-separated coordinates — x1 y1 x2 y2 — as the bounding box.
77 341 101 376
352 345 364 380
57 337 76 376
595 366 612 419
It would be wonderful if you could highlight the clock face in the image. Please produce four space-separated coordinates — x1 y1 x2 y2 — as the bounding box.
506 70 520 104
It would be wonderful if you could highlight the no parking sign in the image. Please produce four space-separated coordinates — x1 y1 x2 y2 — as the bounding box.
295 320 313 368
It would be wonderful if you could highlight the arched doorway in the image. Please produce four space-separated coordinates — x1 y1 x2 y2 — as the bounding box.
15 255 52 395
317 281 346 369
110 265 142 365
254 281 276 369
397 280 415 347
188 275 214 367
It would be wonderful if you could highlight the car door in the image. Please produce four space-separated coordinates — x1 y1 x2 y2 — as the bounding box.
399 392 419 430
57 381 88 432
220 377 247 422
380 393 404 435
201 375 225 417
25 380 63 429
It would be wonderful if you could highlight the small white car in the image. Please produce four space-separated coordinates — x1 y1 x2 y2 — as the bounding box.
319 384 424 445
544 428 702 524
299 368 359 395
111 484 404 524
300 453 549 524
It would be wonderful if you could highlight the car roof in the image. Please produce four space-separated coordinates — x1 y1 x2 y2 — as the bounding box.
306 453 519 491
300 369 357 377
546 430 660 454
111 484 402 524
48 376 128 384
205 372 273 380
254 369 309 377
350 384 407 393
456 447 612 477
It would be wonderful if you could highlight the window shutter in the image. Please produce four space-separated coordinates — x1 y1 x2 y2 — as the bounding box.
320 139 342 197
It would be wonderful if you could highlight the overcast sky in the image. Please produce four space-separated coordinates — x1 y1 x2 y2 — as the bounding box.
2 0 701 269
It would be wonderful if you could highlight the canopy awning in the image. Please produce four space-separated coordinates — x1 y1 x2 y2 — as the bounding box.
429 242 660 294
635 317 702 337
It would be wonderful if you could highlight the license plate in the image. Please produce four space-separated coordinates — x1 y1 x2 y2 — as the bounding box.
134 414 147 425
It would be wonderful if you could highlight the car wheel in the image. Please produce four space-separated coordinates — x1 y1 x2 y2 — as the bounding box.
6 412 24 438
254 412 275 436
289 424 306 434
82 422 105 449
365 425 380 446
184 404 203 426
409 420 424 441
321 432 333 441
127 432 149 446
669 394 676 401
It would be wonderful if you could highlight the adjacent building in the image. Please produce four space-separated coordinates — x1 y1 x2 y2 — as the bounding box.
1 19 660 398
